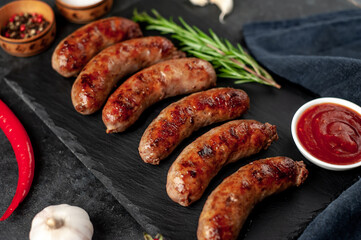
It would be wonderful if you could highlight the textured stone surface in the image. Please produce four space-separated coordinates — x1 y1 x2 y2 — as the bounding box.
0 67 144 240
0 1 144 239
0 0 358 239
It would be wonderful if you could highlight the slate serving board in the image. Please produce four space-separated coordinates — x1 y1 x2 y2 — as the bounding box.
4 0 361 239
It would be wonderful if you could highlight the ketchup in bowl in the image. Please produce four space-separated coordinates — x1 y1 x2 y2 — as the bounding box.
292 98 361 170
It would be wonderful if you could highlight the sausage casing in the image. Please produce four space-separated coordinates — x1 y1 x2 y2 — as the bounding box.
167 120 278 207
197 156 308 240
71 36 185 115
52 17 143 77
139 88 250 165
103 58 217 133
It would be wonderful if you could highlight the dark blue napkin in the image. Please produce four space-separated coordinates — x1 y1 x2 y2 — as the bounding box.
243 10 361 240
243 9 361 106
298 178 361 240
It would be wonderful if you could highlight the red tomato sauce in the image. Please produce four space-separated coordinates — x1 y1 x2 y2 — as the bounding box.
297 103 361 165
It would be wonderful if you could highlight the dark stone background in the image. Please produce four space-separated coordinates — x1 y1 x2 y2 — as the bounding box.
0 0 358 239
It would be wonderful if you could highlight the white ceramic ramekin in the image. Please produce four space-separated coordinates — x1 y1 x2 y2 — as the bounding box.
291 97 361 171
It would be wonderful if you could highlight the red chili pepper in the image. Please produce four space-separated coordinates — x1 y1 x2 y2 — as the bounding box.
0 100 34 221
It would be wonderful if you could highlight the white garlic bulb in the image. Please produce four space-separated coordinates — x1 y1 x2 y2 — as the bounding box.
29 204 94 240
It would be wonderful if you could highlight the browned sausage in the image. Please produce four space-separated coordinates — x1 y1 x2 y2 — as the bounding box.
71 36 185 115
139 88 250 165
197 156 308 240
103 58 217 133
167 120 278 207
52 17 143 77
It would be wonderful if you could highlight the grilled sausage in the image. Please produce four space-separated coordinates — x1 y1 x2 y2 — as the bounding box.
197 156 308 240
139 88 250 165
71 36 185 115
167 120 278 207
52 17 143 77
103 58 217 133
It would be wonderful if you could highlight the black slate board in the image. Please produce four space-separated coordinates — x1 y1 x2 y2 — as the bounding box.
4 0 361 239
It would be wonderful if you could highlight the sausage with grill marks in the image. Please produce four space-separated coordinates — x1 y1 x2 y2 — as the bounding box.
103 58 216 133
71 36 185 115
52 17 143 78
139 88 250 165
167 120 278 207
197 156 308 240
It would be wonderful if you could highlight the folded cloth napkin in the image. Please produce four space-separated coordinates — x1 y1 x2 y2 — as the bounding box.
243 10 361 240
298 178 361 240
243 9 361 106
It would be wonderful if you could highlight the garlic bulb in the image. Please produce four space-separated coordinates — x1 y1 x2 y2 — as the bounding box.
29 204 94 240
210 0 234 23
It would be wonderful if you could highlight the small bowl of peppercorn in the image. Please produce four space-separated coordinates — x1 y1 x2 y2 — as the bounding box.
55 0 113 24
0 0 56 57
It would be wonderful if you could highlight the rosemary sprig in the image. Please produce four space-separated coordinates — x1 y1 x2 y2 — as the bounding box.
133 9 280 89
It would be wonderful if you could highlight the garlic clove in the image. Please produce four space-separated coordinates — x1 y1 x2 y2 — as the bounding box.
189 0 209 7
58 227 90 240
209 0 234 23
29 224 53 239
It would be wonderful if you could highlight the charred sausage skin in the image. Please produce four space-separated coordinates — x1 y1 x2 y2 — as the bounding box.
71 36 185 115
197 156 308 240
167 120 278 207
103 58 216 133
52 17 143 77
139 88 250 165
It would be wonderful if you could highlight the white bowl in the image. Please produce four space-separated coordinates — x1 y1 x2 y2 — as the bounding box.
291 97 361 171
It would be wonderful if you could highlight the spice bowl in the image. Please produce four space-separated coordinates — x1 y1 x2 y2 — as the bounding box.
291 97 361 171
0 1 56 57
55 0 113 24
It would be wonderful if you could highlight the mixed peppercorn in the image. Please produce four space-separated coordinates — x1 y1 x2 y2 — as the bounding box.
1 13 49 39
